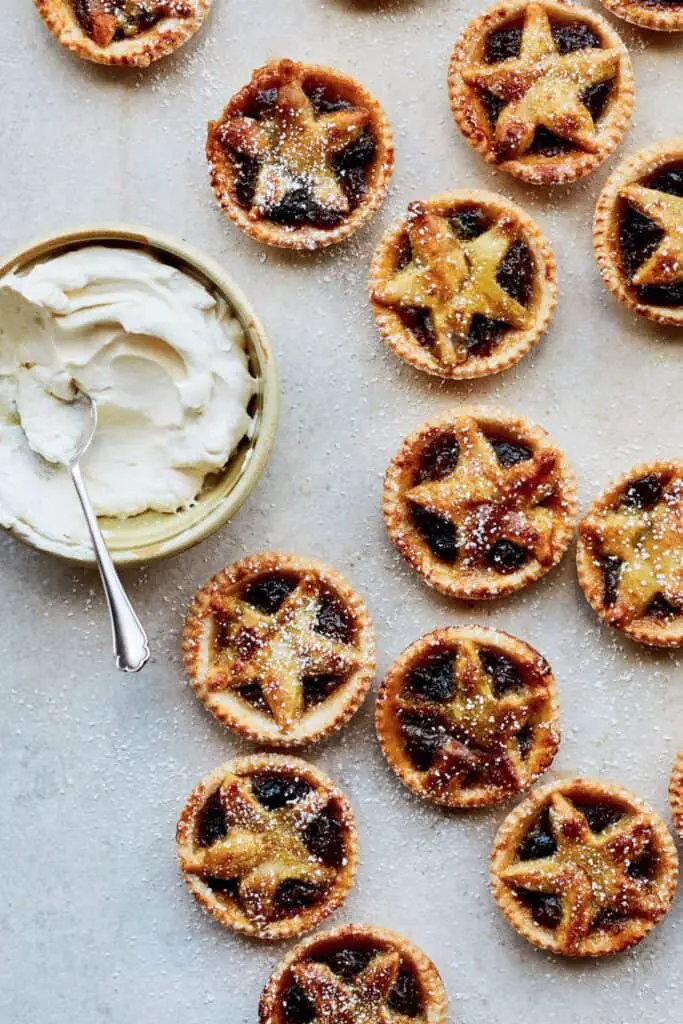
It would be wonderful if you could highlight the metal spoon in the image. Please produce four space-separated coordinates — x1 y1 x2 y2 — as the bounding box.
62 388 150 673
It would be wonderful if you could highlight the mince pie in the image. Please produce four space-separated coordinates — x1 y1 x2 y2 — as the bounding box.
34 0 210 65
376 626 559 808
448 0 635 186
182 553 376 746
671 752 683 839
490 778 679 956
259 924 448 1024
177 755 358 940
594 139 683 326
206 59 394 250
383 407 577 600
600 0 683 32
577 461 683 647
369 191 557 380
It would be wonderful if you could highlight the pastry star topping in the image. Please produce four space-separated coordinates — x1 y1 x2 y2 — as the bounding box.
372 202 532 366
219 60 369 218
208 574 360 730
619 185 683 287
292 951 402 1024
501 792 665 952
460 2 620 159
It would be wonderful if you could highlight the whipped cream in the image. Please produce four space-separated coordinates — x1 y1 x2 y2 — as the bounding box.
0 245 256 556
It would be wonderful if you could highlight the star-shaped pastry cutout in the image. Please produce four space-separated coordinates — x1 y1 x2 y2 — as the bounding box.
372 202 532 365
407 417 559 566
619 185 683 287
182 775 334 922
460 3 621 160
292 949 403 1024
501 792 666 952
207 574 360 730
220 60 369 218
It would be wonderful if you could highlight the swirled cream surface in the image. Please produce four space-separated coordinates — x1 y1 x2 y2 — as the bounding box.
0 245 256 555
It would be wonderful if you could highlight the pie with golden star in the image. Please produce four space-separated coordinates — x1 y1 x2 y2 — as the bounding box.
383 407 577 600
490 778 679 956
207 59 395 249
599 0 683 33
369 191 557 380
671 753 683 839
258 924 448 1024
34 0 211 65
176 755 359 940
376 626 560 808
182 553 376 746
594 139 683 325
577 461 683 647
448 0 635 185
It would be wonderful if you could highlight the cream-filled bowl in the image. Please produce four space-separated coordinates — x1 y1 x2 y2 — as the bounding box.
0 226 279 566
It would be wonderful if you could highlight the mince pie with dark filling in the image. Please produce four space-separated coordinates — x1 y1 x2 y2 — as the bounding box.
448 0 634 185
207 59 394 249
577 461 683 647
383 407 577 600
177 755 359 940
258 924 448 1024
376 626 559 808
490 778 679 956
600 0 683 33
183 553 376 746
369 191 557 379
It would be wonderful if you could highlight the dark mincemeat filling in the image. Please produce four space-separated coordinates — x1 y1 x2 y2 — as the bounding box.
619 164 683 307
224 82 377 229
73 0 190 43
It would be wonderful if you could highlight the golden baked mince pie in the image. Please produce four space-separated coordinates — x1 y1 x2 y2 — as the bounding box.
369 191 557 380
259 924 448 1024
490 778 679 957
206 59 394 250
376 626 559 808
577 461 683 647
34 0 211 65
183 553 376 746
383 407 577 600
448 0 634 185
600 0 683 32
594 139 683 326
176 755 358 940
671 753 683 839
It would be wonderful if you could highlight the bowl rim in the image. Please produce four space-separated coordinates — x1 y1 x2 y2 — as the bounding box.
0 223 280 568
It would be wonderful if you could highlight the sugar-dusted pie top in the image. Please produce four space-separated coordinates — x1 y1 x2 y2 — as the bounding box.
448 0 634 184
490 778 679 956
177 755 358 940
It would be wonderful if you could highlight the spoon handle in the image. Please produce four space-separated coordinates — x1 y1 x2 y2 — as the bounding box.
70 462 150 673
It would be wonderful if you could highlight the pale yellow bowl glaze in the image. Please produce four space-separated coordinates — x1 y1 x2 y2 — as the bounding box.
0 225 279 567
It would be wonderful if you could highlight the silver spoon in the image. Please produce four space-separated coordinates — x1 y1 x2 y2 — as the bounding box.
61 388 150 673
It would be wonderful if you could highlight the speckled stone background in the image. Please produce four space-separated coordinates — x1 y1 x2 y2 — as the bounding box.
1 1 682 1021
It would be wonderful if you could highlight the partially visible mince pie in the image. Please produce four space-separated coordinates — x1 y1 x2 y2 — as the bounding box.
448 0 635 185
383 407 577 600
182 553 376 746
369 191 557 380
206 59 394 250
34 0 211 65
259 924 448 1024
600 0 683 32
577 461 683 647
376 626 559 808
177 755 358 940
594 139 683 326
671 753 683 839
490 778 679 956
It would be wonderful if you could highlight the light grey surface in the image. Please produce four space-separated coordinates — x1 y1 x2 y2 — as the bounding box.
1 1 682 1022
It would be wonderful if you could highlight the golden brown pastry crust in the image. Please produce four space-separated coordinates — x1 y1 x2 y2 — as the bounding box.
448 0 635 186
258 923 448 1024
671 752 683 838
369 190 557 380
382 406 577 600
207 59 395 250
34 0 211 66
576 461 683 648
182 552 376 746
176 754 359 941
594 139 683 326
599 0 683 32
490 777 679 957
376 626 560 808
